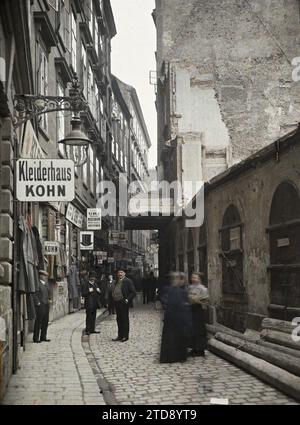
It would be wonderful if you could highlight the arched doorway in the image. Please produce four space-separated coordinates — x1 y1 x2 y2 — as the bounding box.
198 224 207 283
187 230 195 280
268 181 300 320
219 204 247 331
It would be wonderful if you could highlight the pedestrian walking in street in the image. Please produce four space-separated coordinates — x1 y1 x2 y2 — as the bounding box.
81 271 101 335
112 270 136 342
99 273 108 308
188 272 209 357
142 273 150 304
148 271 157 302
107 274 115 315
33 270 51 343
160 272 191 363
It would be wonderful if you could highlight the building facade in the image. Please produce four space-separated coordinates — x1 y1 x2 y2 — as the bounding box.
0 0 152 401
162 127 300 332
154 0 300 196
111 76 152 280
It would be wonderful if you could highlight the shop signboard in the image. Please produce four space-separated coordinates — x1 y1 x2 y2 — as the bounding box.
66 203 84 228
19 122 61 211
80 231 94 250
44 241 60 256
108 230 119 245
107 257 115 263
87 208 102 230
16 159 75 202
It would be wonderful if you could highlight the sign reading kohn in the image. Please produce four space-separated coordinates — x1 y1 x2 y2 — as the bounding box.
16 159 75 202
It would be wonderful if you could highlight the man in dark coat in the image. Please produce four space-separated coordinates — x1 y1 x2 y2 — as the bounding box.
160 272 192 363
33 270 51 343
112 270 136 342
81 271 101 335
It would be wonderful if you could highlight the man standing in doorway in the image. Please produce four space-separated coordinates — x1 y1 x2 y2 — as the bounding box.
112 270 136 342
33 270 51 343
81 271 101 335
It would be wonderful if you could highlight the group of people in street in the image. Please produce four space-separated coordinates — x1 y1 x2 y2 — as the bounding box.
159 271 209 363
81 269 136 342
32 265 209 366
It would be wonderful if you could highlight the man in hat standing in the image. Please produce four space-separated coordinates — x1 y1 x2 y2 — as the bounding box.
33 270 51 343
81 271 101 335
112 270 136 342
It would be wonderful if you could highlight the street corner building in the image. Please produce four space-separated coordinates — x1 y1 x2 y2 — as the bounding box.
0 0 153 402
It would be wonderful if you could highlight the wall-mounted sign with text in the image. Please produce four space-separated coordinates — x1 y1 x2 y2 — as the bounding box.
80 231 94 251
66 203 84 228
16 159 75 202
87 208 102 230
44 241 60 256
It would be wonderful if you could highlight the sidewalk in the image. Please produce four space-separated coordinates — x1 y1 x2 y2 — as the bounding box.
2 311 105 405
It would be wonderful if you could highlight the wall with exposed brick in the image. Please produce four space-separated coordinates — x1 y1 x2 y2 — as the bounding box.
156 0 300 166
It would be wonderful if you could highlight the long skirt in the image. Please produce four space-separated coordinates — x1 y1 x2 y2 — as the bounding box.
190 304 207 352
160 320 188 363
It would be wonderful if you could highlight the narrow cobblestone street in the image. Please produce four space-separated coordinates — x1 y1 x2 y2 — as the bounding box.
2 305 299 405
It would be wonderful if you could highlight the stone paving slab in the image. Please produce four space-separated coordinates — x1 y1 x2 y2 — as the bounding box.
89 305 299 405
2 311 105 405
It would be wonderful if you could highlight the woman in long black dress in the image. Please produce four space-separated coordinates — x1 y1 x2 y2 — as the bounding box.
188 272 209 357
160 272 192 363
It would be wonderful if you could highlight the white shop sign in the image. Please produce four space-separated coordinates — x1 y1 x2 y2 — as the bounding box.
87 208 102 230
16 159 75 202
80 231 94 250
44 241 60 256
107 257 115 263
277 238 290 248
66 203 84 228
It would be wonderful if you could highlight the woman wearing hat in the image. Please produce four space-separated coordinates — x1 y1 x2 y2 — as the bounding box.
188 271 209 357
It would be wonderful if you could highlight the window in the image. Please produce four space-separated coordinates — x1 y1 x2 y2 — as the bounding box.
220 204 244 297
269 181 300 319
81 43 87 99
71 10 77 71
89 146 95 194
87 64 92 102
95 26 99 57
57 82 65 155
83 154 88 186
96 158 100 185
39 46 48 131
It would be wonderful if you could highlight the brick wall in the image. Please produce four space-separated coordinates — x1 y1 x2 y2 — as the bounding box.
156 0 300 164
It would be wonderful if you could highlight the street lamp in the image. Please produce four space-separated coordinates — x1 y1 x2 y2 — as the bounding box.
13 75 93 166
58 113 91 167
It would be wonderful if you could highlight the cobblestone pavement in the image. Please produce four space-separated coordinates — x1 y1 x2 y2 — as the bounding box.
89 305 299 405
2 311 105 405
2 306 299 405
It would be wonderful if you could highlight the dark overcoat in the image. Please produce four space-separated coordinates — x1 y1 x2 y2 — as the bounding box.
160 286 192 363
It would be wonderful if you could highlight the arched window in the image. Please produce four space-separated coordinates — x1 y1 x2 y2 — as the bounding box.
187 229 194 279
268 182 300 320
220 205 244 296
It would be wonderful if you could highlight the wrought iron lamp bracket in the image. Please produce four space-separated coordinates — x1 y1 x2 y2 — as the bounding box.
13 94 89 129
12 76 89 129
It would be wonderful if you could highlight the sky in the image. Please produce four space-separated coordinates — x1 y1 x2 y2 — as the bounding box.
110 0 157 169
